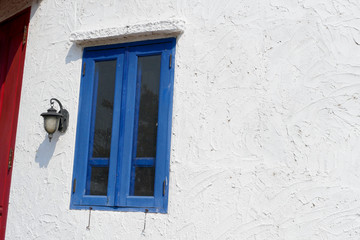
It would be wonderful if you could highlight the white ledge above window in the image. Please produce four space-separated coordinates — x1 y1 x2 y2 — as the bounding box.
70 20 185 46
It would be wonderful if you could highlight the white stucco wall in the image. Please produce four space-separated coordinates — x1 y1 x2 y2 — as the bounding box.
3 0 360 239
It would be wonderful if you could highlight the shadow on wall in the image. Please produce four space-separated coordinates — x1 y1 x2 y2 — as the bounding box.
65 44 82 64
35 132 60 168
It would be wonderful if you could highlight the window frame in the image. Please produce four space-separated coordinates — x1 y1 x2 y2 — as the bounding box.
70 38 176 213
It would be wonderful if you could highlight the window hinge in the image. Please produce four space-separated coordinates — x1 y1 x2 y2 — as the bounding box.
8 148 14 170
163 177 168 196
22 26 27 45
73 178 76 193
163 180 166 196
169 54 172 69
82 62 86 76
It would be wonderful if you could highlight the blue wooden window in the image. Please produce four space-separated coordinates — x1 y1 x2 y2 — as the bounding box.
71 38 176 213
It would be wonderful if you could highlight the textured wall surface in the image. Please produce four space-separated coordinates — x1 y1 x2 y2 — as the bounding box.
3 0 360 239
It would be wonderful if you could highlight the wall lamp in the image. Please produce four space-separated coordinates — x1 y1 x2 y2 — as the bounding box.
40 98 69 142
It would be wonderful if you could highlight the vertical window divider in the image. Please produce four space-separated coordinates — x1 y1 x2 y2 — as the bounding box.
107 52 124 206
114 49 129 206
116 48 136 207
129 53 143 196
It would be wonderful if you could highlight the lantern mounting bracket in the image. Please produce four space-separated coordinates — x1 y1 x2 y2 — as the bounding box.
50 98 69 133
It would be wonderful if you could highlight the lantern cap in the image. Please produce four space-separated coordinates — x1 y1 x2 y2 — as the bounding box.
41 106 63 117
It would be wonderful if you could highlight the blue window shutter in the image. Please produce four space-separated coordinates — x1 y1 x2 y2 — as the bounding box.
71 38 176 213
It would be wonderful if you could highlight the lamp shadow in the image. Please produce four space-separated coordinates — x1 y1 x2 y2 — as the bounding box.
35 132 60 168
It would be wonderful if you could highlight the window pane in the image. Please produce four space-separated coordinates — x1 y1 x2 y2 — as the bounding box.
90 167 109 195
92 60 116 158
136 55 161 157
134 167 155 196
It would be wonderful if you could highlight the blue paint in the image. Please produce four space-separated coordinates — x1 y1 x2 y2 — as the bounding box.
71 38 176 213
134 158 154 166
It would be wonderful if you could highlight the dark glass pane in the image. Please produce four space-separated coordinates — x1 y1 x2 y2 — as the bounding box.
90 167 109 195
136 55 161 157
134 167 155 196
92 60 116 158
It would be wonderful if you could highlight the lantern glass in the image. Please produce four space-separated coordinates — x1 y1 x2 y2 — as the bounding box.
44 115 60 134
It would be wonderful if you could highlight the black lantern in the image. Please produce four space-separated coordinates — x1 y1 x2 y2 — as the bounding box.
40 98 69 142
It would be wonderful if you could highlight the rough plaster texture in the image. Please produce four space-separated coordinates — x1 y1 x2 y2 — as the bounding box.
3 0 360 239
69 20 185 47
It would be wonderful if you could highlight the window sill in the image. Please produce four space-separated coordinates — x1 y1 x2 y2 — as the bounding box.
69 20 185 47
70 204 167 213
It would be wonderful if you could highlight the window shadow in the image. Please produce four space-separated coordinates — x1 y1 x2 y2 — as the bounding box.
65 43 82 64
